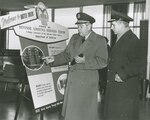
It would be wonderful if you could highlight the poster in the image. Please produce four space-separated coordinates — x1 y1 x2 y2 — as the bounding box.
0 1 69 113
14 19 69 113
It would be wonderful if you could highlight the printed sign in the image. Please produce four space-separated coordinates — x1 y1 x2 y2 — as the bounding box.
14 20 69 43
28 73 56 109
0 9 37 29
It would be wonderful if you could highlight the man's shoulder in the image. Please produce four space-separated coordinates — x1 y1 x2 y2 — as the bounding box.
72 33 80 38
91 31 106 40
69 33 80 42
126 30 140 43
68 33 81 44
126 30 139 40
95 34 107 43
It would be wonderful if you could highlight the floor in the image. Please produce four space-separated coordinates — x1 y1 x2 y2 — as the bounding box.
0 83 150 120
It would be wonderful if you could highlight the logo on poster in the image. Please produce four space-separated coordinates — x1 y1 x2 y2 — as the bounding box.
36 2 49 26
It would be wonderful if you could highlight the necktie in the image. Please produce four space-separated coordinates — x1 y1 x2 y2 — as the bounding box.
82 37 85 43
70 37 85 65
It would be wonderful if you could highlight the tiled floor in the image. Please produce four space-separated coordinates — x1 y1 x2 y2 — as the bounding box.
0 86 150 120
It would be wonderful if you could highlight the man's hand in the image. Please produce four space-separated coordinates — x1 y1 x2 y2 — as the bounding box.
115 74 124 82
42 56 54 65
74 56 85 64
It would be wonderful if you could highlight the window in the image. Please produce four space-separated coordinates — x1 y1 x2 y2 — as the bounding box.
55 8 79 28
54 6 104 43
55 7 80 43
83 5 104 28
7 30 21 50
6 3 145 50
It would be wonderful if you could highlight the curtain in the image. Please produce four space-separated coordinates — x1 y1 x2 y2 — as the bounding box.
133 2 146 25
128 2 146 38
103 5 111 45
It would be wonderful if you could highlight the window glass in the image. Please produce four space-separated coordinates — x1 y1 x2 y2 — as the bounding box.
6 3 145 50
55 8 79 28
131 28 140 39
128 3 134 27
8 30 21 50
83 5 104 27
93 29 103 35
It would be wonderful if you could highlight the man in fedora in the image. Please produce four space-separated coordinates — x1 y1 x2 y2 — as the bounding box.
104 10 146 120
43 12 108 120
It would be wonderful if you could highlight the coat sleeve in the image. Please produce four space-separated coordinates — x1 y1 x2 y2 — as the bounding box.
84 36 108 70
51 35 76 66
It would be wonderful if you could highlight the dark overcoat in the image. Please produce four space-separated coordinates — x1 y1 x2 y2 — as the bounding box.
53 31 108 120
104 30 145 120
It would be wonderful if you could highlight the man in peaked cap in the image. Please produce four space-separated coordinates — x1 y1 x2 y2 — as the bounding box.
108 10 133 23
108 10 133 41
104 10 146 120
43 12 108 120
75 12 95 24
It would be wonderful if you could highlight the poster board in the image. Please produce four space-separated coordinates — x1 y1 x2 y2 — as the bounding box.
0 1 69 113
14 19 69 113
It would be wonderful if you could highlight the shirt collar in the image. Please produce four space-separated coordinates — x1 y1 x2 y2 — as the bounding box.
85 31 92 40
116 28 130 42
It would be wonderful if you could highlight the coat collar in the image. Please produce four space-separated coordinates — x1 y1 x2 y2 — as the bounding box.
116 28 130 42
110 30 133 55
75 31 97 56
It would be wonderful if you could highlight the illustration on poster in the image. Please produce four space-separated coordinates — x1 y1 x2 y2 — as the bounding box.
21 46 44 70
57 73 67 95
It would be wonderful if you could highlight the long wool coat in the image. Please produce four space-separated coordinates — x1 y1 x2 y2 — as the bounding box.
104 30 145 120
53 31 108 120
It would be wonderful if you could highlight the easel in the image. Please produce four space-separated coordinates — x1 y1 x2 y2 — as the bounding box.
14 83 45 120
14 82 24 120
141 79 150 100
40 112 44 120
14 66 29 120
13 74 49 120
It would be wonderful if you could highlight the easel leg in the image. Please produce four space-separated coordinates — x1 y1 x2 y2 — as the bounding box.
14 82 25 120
141 79 149 101
40 112 44 120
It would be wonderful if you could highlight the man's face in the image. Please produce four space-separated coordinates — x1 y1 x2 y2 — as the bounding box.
77 23 91 37
110 21 122 35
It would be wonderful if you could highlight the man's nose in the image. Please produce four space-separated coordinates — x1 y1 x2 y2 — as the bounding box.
78 26 81 30
110 25 113 30
78 28 82 32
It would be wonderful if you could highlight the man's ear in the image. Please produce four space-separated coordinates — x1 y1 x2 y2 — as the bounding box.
87 23 92 30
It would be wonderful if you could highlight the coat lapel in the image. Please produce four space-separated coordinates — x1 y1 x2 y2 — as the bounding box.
72 35 83 57
110 30 132 56
75 31 96 56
